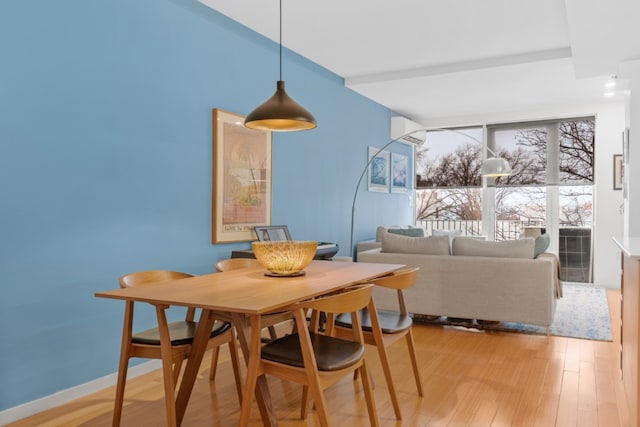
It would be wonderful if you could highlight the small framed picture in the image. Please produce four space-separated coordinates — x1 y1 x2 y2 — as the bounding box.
613 154 623 191
254 225 292 241
367 146 390 192
391 153 409 193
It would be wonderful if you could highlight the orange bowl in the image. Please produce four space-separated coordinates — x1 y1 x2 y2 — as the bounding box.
251 240 318 276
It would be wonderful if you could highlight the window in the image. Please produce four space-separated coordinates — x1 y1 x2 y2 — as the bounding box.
415 127 484 236
415 118 595 282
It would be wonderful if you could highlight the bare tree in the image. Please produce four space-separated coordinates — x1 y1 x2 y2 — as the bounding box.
415 119 595 230
493 146 544 185
559 187 593 226
514 120 594 183
559 120 594 182
416 188 482 221
417 144 482 187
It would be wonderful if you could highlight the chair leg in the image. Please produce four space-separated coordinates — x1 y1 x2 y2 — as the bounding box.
405 329 424 396
208 346 221 381
172 360 184 388
267 325 278 341
352 366 376 389
300 385 310 420
367 305 400 419
373 338 401 419
228 331 244 404
292 309 330 427
238 315 265 427
358 361 380 427
306 378 330 427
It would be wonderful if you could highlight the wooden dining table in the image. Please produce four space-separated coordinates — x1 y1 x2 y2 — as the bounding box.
96 260 404 426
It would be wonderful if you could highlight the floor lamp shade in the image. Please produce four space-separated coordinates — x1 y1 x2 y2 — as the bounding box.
481 156 512 176
244 80 316 132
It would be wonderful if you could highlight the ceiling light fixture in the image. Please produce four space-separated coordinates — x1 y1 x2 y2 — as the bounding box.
244 0 317 132
605 75 617 88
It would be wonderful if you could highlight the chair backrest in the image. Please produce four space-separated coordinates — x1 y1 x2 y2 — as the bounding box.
215 258 261 272
301 284 374 315
119 270 196 320
119 270 194 288
368 267 419 290
294 284 374 338
369 267 418 316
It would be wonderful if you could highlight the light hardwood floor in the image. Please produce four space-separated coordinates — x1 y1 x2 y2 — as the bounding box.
7 289 629 426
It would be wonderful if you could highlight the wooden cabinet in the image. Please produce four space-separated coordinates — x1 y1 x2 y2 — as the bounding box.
621 251 640 427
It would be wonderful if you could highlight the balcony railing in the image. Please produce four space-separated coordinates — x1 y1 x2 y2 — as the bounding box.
416 219 545 241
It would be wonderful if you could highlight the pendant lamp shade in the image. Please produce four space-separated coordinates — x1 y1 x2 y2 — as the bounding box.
244 80 316 131
244 0 317 132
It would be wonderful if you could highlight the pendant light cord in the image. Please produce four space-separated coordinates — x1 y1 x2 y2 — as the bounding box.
279 0 282 81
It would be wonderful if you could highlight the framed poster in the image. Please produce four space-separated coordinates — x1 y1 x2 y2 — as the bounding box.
212 108 272 243
613 154 623 190
391 152 409 193
367 146 390 192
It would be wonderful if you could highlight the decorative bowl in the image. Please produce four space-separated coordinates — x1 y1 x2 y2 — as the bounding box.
251 240 318 276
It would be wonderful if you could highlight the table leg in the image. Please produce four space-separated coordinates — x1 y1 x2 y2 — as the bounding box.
232 313 278 427
155 305 178 426
175 309 216 426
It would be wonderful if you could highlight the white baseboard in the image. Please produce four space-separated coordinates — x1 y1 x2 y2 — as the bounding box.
0 360 161 425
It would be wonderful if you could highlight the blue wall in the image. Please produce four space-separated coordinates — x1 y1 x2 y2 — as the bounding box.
0 0 413 411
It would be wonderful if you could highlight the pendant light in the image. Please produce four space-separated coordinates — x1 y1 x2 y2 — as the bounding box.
244 0 317 132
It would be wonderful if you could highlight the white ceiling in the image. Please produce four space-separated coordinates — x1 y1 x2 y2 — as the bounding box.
199 0 640 125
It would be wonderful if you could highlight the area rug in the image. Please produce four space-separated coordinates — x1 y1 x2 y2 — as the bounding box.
413 284 613 341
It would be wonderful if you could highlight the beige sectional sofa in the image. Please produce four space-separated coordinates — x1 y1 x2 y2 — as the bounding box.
357 230 559 329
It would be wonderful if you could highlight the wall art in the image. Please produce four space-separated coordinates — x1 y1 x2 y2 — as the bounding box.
212 108 272 243
367 146 390 192
391 152 409 193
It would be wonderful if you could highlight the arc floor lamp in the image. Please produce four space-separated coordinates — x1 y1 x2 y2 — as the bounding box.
349 127 512 259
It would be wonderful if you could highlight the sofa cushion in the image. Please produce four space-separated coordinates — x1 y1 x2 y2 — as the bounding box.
388 228 425 238
452 237 535 259
381 232 450 255
534 233 551 258
432 229 462 253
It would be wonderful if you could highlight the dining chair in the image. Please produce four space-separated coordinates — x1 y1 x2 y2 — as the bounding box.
334 267 424 420
242 284 379 427
215 258 290 341
113 270 243 427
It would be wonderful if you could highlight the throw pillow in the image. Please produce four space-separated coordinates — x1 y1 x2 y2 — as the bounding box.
376 225 421 241
381 232 450 255
388 228 425 238
451 237 535 259
534 233 551 258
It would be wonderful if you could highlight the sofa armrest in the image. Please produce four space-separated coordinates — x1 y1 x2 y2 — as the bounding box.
357 240 381 253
